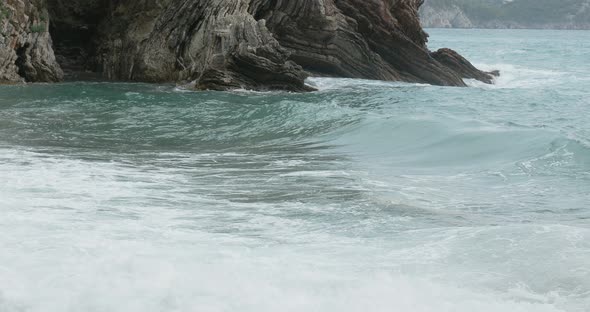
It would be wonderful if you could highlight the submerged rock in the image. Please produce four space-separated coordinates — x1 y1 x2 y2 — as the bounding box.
0 0 496 90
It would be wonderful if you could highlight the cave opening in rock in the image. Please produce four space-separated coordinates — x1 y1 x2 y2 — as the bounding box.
46 0 112 80
15 44 30 81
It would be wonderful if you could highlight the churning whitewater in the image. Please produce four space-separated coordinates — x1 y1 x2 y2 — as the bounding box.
0 29 589 312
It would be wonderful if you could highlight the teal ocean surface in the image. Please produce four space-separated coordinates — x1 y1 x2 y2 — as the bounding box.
1 29 589 311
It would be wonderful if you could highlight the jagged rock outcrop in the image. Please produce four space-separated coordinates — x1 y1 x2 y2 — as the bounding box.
2 0 496 90
95 0 313 91
250 0 465 85
94 0 494 89
431 48 498 84
0 0 63 83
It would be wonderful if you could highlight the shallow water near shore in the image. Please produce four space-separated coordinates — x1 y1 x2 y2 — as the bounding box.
1 29 589 311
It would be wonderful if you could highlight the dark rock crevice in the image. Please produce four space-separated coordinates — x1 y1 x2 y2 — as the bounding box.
46 0 111 80
15 44 30 81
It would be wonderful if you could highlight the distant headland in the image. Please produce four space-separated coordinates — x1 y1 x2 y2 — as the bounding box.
420 0 590 30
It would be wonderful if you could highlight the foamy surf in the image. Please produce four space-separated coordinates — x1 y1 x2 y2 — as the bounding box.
465 63 566 89
1 29 589 312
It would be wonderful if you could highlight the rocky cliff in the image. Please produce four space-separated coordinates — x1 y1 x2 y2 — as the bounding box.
1 0 496 90
0 0 62 83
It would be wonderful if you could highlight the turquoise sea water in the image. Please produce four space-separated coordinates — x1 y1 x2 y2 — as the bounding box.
0 29 589 311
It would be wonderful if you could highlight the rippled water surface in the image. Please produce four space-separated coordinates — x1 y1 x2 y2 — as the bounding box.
1 29 589 311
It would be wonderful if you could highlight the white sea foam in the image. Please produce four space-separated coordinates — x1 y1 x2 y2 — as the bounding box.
1 145 587 311
0 265 570 312
2 29 590 312
306 77 422 91
466 63 566 89
309 64 565 91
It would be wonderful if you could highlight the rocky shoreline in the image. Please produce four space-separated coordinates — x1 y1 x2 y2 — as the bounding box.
1 0 496 91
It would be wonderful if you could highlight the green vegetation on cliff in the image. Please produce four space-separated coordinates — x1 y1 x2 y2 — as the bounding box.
30 24 46 33
0 3 11 23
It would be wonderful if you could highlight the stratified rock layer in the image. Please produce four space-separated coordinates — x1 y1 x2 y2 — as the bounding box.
431 48 499 84
95 0 313 91
254 0 477 86
1 0 496 90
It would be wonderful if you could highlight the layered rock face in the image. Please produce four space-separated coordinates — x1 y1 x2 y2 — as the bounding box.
95 0 313 91
0 0 63 83
1 0 496 90
251 0 463 85
431 48 499 84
